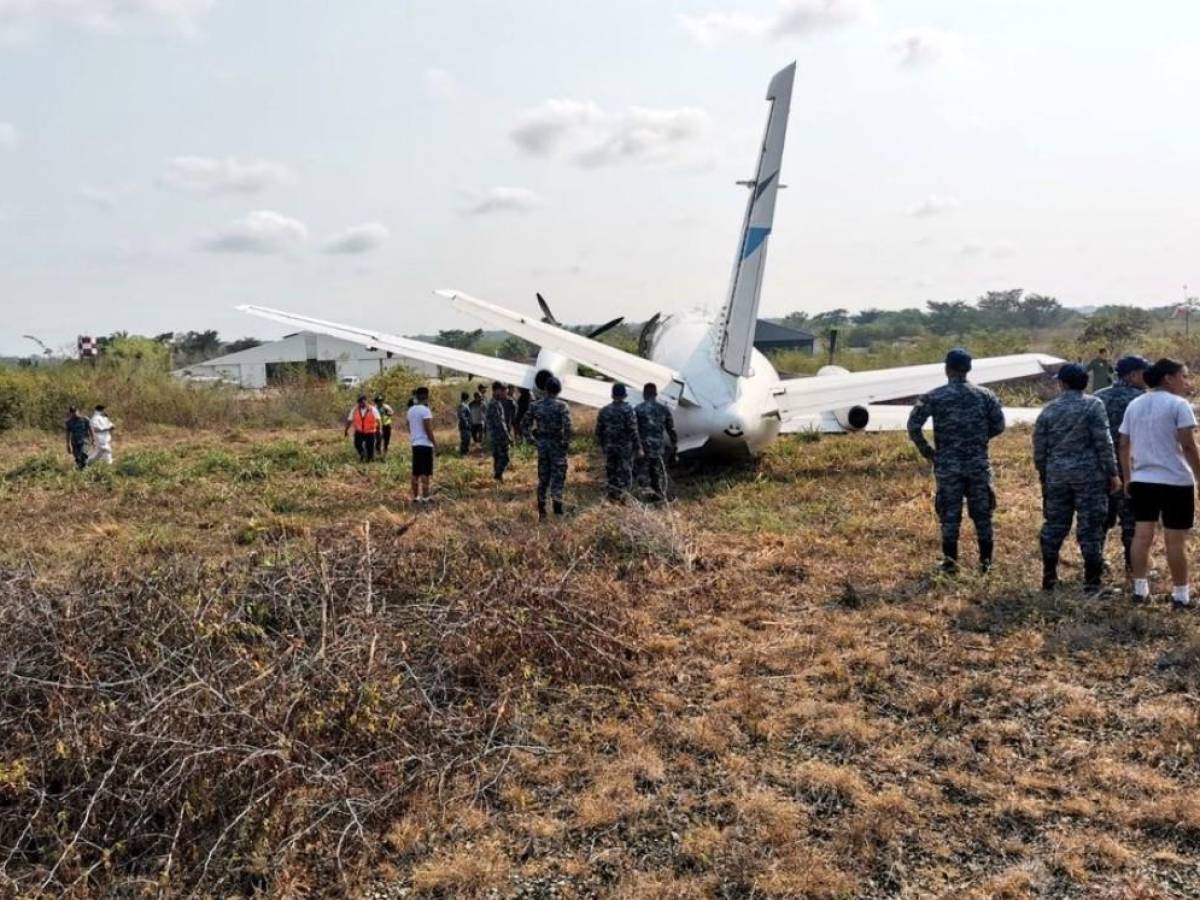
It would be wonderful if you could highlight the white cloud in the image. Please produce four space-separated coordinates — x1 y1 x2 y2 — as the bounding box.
511 100 715 169
908 194 960 217
959 242 985 258
0 122 17 149
0 0 213 39
202 210 308 254
423 67 457 99
161 156 292 194
322 222 390 254
511 99 604 156
890 28 967 68
680 0 878 45
464 187 542 216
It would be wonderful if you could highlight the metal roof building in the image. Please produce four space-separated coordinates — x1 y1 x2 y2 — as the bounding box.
172 331 438 389
754 319 816 355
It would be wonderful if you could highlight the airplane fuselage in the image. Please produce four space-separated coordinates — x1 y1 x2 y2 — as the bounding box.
533 310 783 458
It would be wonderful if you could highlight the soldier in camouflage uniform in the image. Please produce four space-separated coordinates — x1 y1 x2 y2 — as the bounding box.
523 376 571 519
907 348 1006 573
1095 355 1148 572
596 383 641 502
635 382 678 503
457 392 472 456
1033 364 1121 593
485 382 512 481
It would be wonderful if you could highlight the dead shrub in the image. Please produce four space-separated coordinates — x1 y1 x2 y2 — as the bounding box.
0 525 638 895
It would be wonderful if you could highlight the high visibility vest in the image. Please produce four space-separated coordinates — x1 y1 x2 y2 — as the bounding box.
379 404 393 426
352 406 379 432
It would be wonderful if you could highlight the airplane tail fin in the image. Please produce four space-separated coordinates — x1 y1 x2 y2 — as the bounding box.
716 62 795 378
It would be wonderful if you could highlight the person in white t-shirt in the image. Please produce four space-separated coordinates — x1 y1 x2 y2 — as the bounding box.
407 386 436 503
1119 358 1200 608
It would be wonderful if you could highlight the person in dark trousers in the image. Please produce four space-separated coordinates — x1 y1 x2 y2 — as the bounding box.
515 387 532 443
596 383 641 502
457 391 473 455
1096 355 1149 572
486 382 513 481
65 405 94 470
907 348 1006 573
502 385 518 437
344 394 380 462
374 395 395 458
468 392 485 446
1033 364 1121 594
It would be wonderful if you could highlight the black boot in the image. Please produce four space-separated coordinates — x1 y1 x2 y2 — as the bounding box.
1042 554 1059 591
941 540 959 574
538 502 547 521
553 500 565 516
1083 556 1104 596
978 540 994 574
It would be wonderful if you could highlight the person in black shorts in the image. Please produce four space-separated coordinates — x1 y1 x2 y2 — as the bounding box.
407 386 436 503
1119 358 1200 608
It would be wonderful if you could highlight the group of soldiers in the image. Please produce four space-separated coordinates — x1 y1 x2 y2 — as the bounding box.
453 376 678 519
907 347 1191 602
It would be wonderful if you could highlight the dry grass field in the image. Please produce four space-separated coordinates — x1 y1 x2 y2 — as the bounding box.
1 419 1198 898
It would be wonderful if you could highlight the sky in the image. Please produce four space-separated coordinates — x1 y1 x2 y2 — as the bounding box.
1 0 1198 355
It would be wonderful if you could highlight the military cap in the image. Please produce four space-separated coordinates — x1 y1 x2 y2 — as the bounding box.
1116 355 1149 377
945 348 973 372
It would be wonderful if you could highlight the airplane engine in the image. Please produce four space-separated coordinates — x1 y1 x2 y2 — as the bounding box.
834 405 870 432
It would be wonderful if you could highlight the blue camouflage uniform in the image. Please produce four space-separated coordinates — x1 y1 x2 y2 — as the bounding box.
65 414 91 470
907 379 1005 550
523 395 572 507
1033 389 1118 562
635 398 677 501
596 399 640 500
485 398 511 479
457 401 472 455
1094 378 1144 561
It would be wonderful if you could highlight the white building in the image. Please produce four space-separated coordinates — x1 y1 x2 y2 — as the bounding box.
172 331 438 389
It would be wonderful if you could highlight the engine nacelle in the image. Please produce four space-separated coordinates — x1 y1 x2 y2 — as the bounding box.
834 405 870 432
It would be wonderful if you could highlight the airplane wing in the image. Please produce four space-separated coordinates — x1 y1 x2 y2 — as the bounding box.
782 404 1045 434
237 304 615 409
435 289 692 403
775 353 1061 422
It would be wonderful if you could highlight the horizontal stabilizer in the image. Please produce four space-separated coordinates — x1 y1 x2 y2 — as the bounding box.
435 289 687 400
237 304 616 410
776 353 1061 422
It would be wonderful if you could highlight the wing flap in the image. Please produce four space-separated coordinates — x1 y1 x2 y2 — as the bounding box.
776 353 1061 421
237 303 615 409
782 404 1045 434
435 289 686 399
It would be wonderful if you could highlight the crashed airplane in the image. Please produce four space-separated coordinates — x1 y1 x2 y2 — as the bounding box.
242 62 1060 458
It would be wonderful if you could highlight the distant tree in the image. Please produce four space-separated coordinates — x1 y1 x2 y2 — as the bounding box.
780 311 810 330
1020 294 1068 328
852 308 885 325
496 335 537 362
434 329 483 351
174 330 223 360
1079 308 1153 347
925 300 977 336
223 337 263 354
103 335 172 370
810 308 850 329
153 331 175 345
